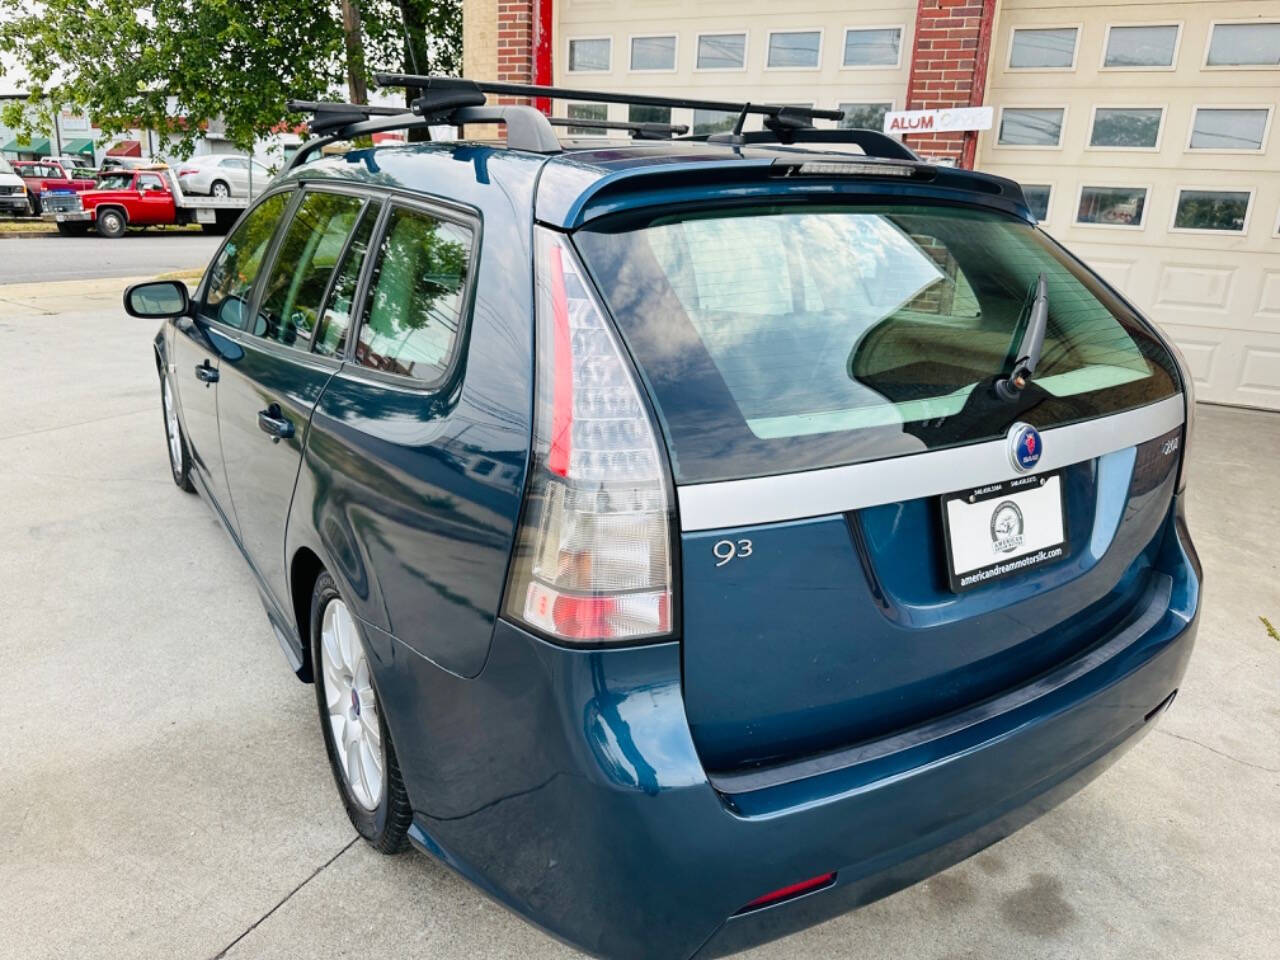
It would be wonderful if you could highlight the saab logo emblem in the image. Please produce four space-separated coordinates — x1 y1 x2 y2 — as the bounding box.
1007 422 1043 473
990 500 1025 554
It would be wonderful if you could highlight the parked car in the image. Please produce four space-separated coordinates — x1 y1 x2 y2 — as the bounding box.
124 80 1201 960
12 159 97 215
0 156 28 216
44 165 246 237
175 154 272 198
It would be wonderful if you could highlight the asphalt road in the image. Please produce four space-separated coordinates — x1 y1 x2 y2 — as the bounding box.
0 232 220 284
1 275 1278 960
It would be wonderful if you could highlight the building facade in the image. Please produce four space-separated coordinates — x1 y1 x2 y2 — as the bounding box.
463 0 1280 410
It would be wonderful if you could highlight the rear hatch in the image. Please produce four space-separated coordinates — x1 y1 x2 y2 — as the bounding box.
574 198 1185 773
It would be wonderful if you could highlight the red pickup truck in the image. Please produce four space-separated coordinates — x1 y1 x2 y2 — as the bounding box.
42 165 246 237
12 160 96 215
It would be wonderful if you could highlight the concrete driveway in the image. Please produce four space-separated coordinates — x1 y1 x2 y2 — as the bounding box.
1 276 1277 960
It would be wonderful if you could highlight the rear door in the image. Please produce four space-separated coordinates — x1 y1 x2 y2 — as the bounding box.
575 201 1186 772
171 190 292 525
216 187 377 611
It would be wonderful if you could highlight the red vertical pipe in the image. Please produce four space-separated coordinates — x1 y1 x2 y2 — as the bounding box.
533 0 554 114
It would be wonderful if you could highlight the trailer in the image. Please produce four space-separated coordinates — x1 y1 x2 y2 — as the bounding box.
41 166 252 237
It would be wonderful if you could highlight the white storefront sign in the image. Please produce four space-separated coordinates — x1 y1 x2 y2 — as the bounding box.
883 106 994 135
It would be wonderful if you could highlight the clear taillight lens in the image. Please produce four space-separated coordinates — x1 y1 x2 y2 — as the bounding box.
1166 338 1196 493
503 227 674 644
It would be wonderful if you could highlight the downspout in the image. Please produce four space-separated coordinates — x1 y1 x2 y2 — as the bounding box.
533 0 554 115
961 0 999 170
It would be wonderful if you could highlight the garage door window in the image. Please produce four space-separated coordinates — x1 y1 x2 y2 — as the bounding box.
1206 22 1280 67
1172 189 1252 232
696 33 746 70
630 36 676 71
567 103 608 137
842 28 901 67
767 31 821 69
568 38 611 73
1090 107 1163 148
998 108 1065 146
355 206 474 384
1103 25 1179 68
1189 108 1270 151
1077 186 1147 227
1009 27 1078 69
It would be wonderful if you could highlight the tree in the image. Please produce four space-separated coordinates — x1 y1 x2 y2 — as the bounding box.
0 0 461 155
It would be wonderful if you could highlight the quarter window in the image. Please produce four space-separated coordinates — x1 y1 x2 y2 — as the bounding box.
568 38 611 72
998 108 1065 146
696 33 746 69
355 206 474 383
314 202 380 358
1076 186 1147 227
843 28 902 67
838 102 893 132
767 31 821 68
1189 107 1269 150
1173 189 1251 232
1206 22 1280 67
1009 27 1078 69
631 35 676 70
252 191 365 349
1090 107 1163 148
201 191 290 328
1022 185 1052 221
1103 25 1178 67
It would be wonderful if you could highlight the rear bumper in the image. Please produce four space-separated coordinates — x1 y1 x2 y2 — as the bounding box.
387 510 1199 960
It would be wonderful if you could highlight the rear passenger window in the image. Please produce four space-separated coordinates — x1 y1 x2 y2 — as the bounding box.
202 191 289 328
252 191 365 349
355 206 473 382
314 201 380 358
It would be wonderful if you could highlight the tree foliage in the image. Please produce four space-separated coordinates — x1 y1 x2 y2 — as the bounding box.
0 0 461 154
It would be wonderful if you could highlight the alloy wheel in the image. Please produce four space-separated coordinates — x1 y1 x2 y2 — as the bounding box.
162 376 183 470
320 599 384 811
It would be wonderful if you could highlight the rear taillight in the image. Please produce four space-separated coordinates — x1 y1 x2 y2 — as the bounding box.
503 227 675 645
177 167 196 177
1166 339 1196 493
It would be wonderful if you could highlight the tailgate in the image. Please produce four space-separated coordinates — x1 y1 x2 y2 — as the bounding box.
573 199 1187 772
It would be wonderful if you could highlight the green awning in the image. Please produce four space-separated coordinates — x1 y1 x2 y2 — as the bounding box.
1 136 50 155
63 138 95 157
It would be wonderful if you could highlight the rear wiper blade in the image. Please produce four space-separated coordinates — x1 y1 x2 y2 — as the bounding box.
996 272 1049 402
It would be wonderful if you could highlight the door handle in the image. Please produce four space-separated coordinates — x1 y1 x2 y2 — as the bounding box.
257 406 295 442
194 361 219 384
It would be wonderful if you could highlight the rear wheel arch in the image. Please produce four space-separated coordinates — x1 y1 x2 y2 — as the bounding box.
289 546 327 682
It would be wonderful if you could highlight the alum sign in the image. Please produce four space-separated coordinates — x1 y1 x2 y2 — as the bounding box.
884 106 994 134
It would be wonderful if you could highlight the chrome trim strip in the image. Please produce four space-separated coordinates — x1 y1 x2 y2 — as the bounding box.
677 395 1184 532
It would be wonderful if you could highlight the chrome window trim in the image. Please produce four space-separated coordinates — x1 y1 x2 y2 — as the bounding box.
676 394 1185 532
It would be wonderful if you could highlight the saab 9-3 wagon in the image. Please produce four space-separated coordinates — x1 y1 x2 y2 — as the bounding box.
124 77 1201 960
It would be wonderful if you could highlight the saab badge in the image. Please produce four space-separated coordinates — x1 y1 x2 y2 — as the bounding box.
1007 422 1043 473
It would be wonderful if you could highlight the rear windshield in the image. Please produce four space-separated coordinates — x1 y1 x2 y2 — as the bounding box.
575 203 1179 484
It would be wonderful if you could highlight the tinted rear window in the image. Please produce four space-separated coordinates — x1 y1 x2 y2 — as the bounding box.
575 203 1179 484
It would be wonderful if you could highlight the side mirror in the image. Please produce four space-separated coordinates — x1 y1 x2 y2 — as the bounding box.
123 280 190 318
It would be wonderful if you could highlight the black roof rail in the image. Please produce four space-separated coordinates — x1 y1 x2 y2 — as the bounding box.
548 117 689 139
703 128 920 161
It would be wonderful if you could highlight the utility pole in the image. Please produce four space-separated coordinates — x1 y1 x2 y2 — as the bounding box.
341 0 369 105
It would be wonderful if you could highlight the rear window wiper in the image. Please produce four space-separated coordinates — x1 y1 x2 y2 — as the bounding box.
996 272 1048 402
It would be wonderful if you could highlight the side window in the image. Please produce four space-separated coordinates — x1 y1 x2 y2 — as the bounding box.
355 206 473 382
201 191 290 328
251 191 365 348
137 174 164 192
314 201 380 358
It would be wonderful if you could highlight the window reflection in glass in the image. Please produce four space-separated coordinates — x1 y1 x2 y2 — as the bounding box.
202 192 289 328
1076 186 1147 226
1189 108 1269 150
998 108 1065 146
356 207 473 383
1173 190 1251 231
843 28 901 67
1207 22 1280 67
697 33 746 69
838 102 892 131
1104 25 1178 67
768 31 821 68
314 203 379 358
1022 185 1051 221
568 38 611 72
631 35 676 70
567 103 609 136
1009 28 1077 68
1090 107 1162 148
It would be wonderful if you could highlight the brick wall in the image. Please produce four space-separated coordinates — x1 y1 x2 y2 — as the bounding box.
496 0 534 102
903 0 997 166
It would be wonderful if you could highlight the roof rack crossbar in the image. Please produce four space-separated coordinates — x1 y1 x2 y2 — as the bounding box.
701 127 920 161
547 117 689 139
374 72 844 123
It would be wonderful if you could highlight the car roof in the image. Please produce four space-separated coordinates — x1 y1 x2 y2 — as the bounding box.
280 138 1034 231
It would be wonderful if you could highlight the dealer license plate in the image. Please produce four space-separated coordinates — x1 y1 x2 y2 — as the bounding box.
941 472 1067 592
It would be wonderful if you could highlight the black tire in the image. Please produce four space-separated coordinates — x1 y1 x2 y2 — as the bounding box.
26 194 40 217
160 371 196 493
96 207 126 238
311 572 412 854
56 222 89 237
210 180 231 199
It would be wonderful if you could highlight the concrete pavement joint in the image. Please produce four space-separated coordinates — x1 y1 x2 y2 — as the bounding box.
1155 728 1280 775
0 406 152 443
209 835 360 959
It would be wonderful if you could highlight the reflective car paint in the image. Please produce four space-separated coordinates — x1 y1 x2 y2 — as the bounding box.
154 139 1201 960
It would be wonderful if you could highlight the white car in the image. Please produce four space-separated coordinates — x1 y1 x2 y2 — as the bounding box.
175 155 272 198
0 156 29 216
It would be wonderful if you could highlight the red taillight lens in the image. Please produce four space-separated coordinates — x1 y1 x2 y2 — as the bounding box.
177 167 196 177
503 228 675 645
738 873 837 913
